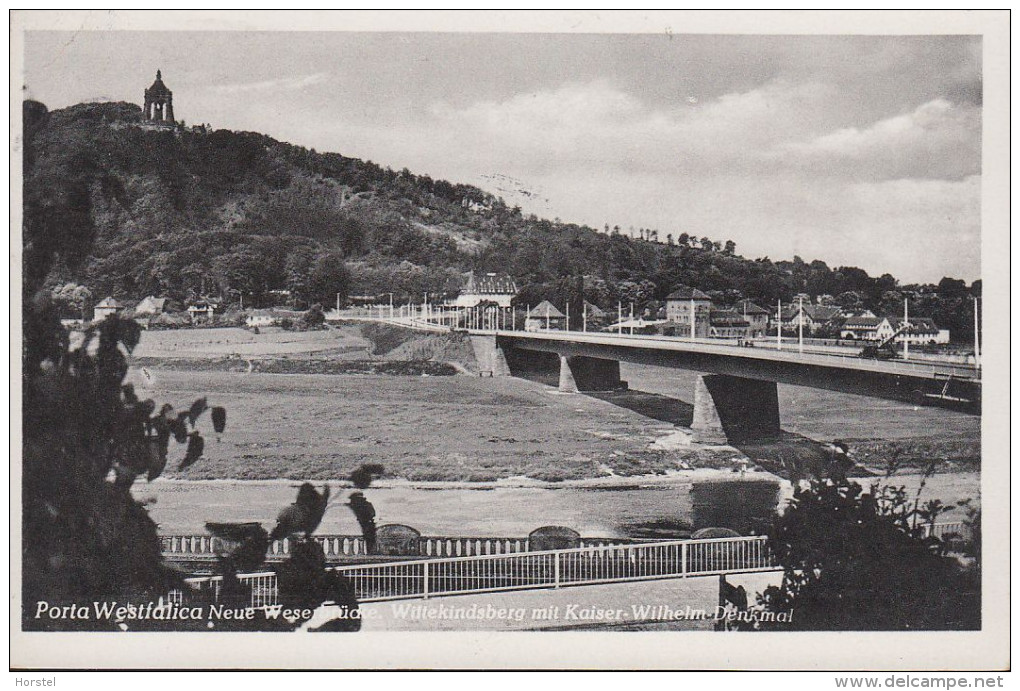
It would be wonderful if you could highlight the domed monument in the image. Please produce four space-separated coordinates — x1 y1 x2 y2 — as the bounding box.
143 70 175 124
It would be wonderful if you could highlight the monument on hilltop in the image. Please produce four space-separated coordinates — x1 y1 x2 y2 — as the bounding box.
143 70 175 124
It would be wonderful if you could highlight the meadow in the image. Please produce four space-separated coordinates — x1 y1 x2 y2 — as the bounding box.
127 325 980 484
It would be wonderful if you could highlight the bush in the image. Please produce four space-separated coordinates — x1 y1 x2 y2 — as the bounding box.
753 478 980 631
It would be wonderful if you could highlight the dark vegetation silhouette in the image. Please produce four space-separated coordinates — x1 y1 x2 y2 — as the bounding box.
347 463 384 553
751 473 981 631
22 100 359 632
29 100 980 342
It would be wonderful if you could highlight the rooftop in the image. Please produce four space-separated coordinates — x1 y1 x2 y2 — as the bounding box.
463 271 517 296
665 285 711 301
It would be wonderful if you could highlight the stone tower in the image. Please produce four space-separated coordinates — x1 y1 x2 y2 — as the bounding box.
143 70 175 124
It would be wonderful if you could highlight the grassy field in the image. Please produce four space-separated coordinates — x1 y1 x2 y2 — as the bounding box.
130 368 717 482
126 326 981 483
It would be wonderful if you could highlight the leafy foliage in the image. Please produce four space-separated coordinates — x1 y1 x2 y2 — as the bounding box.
754 478 980 630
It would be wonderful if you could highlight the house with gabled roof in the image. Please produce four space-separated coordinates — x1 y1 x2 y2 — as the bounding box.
524 301 566 331
734 299 770 337
453 271 518 308
665 285 713 337
133 296 168 316
92 297 123 322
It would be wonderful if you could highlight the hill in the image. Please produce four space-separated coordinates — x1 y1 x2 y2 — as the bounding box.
22 100 980 341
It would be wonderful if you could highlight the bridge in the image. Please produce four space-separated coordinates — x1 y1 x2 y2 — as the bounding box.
348 315 980 443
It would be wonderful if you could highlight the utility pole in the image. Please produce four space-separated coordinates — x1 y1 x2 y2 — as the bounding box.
336 292 340 315
690 299 695 340
618 302 622 334
583 301 588 333
777 299 783 350
903 298 910 360
566 301 570 332
798 295 804 354
974 296 980 369
388 293 393 320
629 303 635 335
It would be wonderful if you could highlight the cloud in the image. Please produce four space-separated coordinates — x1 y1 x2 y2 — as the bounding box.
780 99 981 180
211 73 328 95
269 77 982 281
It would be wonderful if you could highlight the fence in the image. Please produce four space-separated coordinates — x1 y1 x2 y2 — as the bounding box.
161 533 652 562
922 521 971 542
181 535 776 607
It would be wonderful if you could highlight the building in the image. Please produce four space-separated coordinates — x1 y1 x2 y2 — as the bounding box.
143 70 175 124
840 316 882 340
664 285 713 338
734 299 770 337
777 303 843 334
709 310 750 338
840 316 949 344
186 299 218 323
133 296 168 316
453 271 518 308
92 297 123 322
877 317 949 345
246 308 303 328
525 301 566 331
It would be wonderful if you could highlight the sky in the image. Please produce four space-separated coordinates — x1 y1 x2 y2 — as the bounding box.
23 30 982 283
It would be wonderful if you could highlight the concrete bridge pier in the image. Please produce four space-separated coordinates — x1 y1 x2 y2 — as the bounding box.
558 355 623 393
692 374 781 444
469 335 512 376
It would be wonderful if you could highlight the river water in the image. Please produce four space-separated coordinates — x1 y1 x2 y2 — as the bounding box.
136 470 977 539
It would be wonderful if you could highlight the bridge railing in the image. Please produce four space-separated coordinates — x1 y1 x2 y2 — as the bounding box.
180 535 777 606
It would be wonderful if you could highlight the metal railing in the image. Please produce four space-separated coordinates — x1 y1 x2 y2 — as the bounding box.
161 533 652 561
181 535 776 607
922 521 970 541
348 313 978 379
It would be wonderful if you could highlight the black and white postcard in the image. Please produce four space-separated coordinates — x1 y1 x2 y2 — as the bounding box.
10 10 1010 671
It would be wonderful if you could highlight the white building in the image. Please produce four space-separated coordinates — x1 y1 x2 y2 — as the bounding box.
92 297 123 322
453 271 518 308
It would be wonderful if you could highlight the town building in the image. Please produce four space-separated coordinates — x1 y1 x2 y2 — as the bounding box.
840 316 882 340
734 299 770 337
708 310 750 338
664 285 712 338
525 301 566 331
877 317 949 345
186 299 218 323
453 271 518 308
841 316 949 344
133 296 168 316
92 297 123 322
246 308 303 328
775 303 843 334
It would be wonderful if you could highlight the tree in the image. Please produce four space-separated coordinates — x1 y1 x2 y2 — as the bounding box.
835 290 864 312
302 303 325 328
50 283 92 320
723 240 737 255
307 251 351 307
285 245 317 307
755 477 980 631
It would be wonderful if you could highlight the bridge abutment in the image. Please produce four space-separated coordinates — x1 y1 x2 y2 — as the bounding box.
692 374 780 444
469 335 512 376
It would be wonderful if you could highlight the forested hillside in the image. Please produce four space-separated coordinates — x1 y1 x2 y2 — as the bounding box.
23 100 980 341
